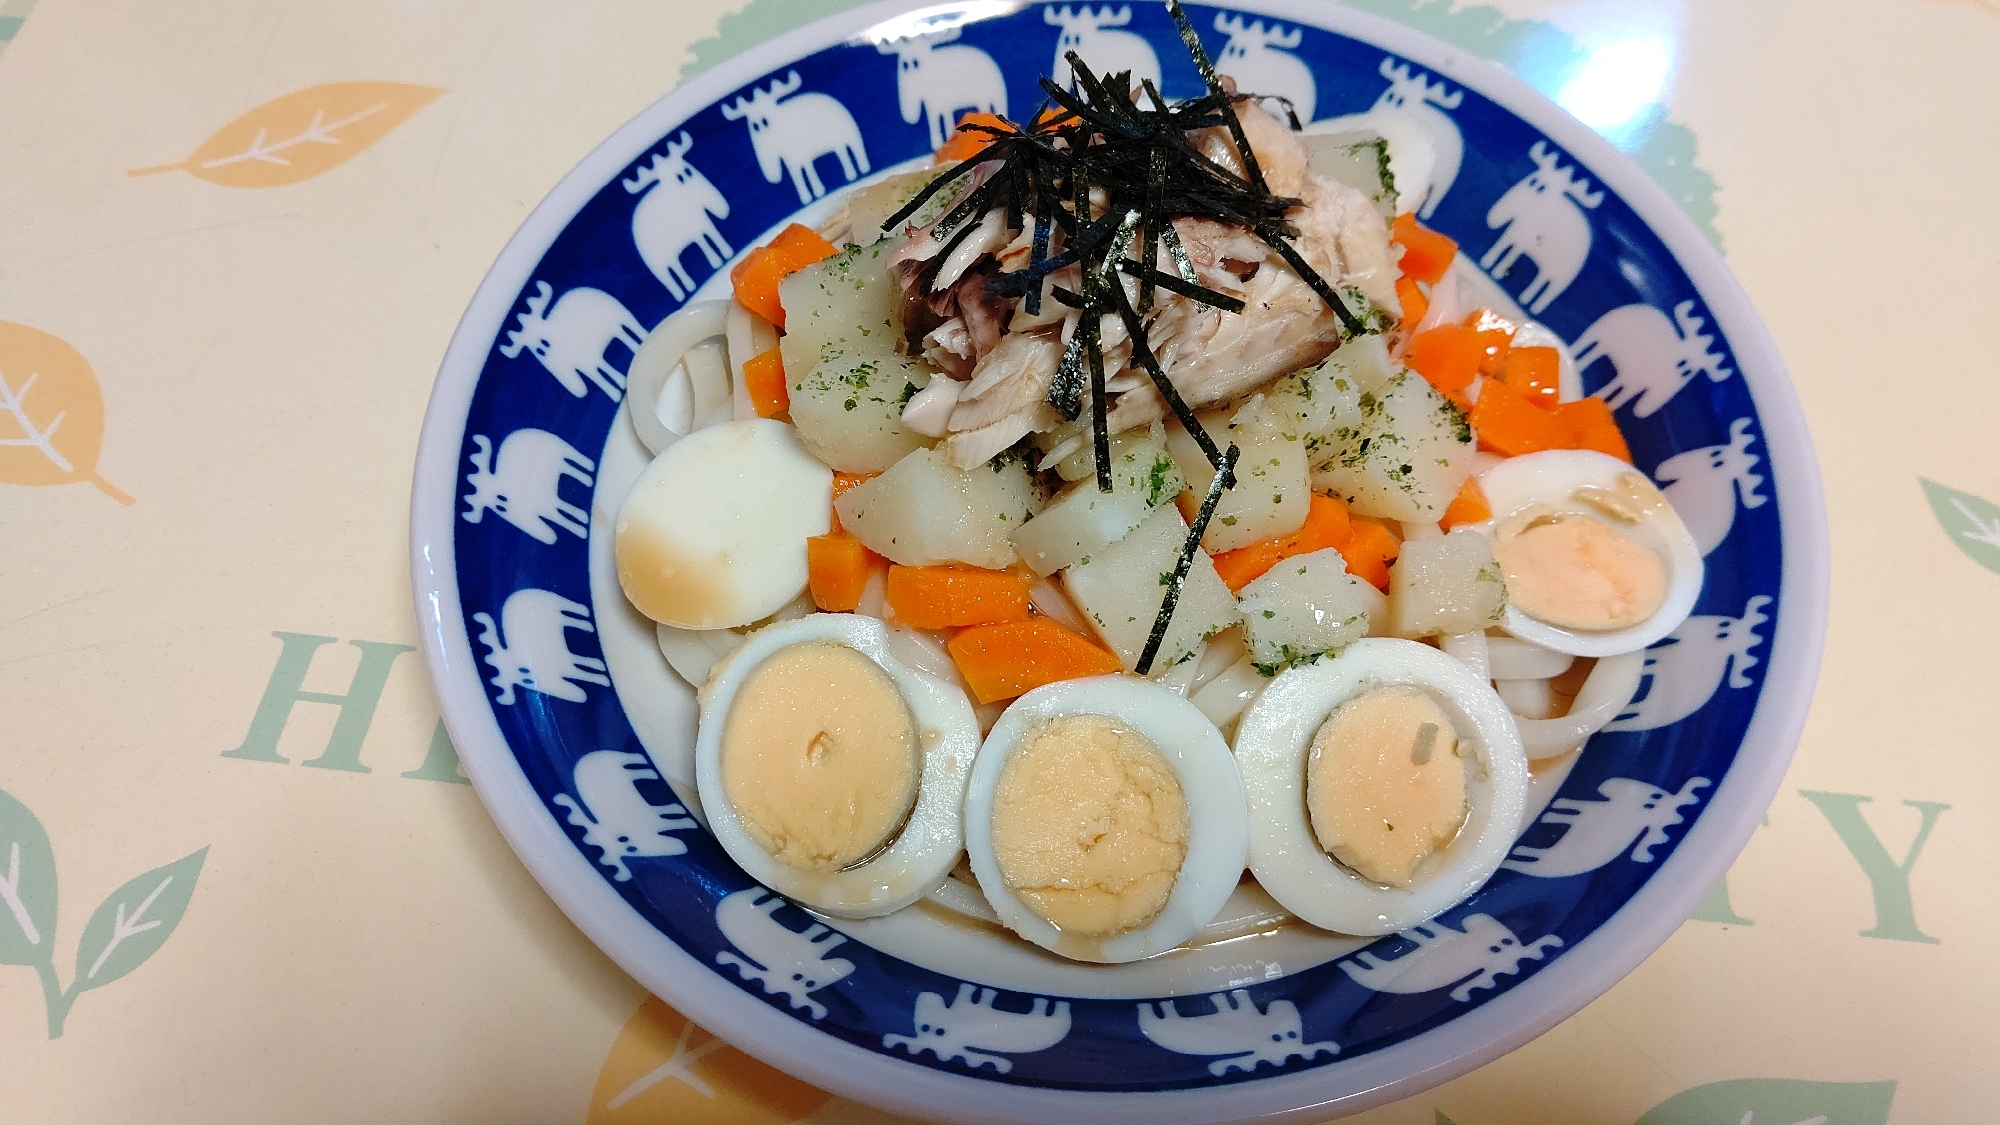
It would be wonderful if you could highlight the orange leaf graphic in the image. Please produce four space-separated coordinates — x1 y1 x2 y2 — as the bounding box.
127 81 443 188
585 997 831 1125
0 320 132 505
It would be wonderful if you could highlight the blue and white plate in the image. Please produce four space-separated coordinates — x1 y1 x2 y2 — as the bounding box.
410 2 1828 1120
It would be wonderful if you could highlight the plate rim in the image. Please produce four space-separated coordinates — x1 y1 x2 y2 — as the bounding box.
408 1 1830 1120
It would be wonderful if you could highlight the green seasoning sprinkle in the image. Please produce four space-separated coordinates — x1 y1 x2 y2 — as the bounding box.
1137 442 1239 675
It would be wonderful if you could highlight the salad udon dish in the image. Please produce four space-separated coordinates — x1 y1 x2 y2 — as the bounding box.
616 2 1702 958
414 0 1817 1115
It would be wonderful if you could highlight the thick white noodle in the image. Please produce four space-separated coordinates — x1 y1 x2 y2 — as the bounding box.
1513 649 1645 759
1152 651 1205 695
626 300 732 455
1486 633 1575 680
884 625 968 693
1189 628 1248 694
1027 575 1092 637
725 300 778 422
655 622 745 688
1441 630 1489 682
1493 676 1554 718
1189 657 1265 729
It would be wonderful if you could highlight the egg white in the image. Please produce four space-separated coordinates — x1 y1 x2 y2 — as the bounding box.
963 676 1249 963
694 613 979 919
1234 638 1529 936
1475 449 1703 658
615 418 831 631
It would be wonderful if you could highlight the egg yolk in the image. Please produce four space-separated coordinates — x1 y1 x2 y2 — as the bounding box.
990 715 1189 938
1307 686 1467 887
720 642 920 873
1492 508 1667 632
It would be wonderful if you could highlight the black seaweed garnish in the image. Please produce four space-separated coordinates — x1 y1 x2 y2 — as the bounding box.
1136 442 1240 676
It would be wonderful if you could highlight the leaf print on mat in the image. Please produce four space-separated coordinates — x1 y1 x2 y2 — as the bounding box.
127 81 442 187
1919 477 2000 574
70 847 207 995
0 786 208 1038
0 788 58 969
1634 1077 1895 1125
586 996 834 1125
0 319 132 505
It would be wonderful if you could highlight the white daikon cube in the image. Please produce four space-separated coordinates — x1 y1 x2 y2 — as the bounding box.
1062 504 1236 672
1012 424 1184 576
780 242 932 472
1310 371 1474 523
835 448 1042 569
1236 549 1375 671
1166 398 1309 554
1387 528 1507 638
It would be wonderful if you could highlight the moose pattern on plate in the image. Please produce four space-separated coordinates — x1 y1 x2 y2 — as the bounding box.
883 984 1073 1072
445 2 1783 1093
1138 990 1339 1076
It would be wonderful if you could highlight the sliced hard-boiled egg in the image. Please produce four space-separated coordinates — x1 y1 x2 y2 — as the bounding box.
963 676 1248 963
1235 638 1528 936
1473 449 1702 658
694 613 979 918
615 419 832 630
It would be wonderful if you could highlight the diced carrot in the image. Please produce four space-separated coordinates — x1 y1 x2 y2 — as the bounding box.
728 223 839 328
947 617 1123 704
1339 518 1401 592
831 472 876 502
1405 325 1484 402
1209 493 1352 593
1395 275 1428 330
935 111 1013 163
1465 307 1518 376
885 565 1034 630
1391 213 1457 285
826 472 877 532
742 348 789 420
1553 397 1634 463
807 533 880 612
1439 476 1492 531
1468 378 1568 456
1498 346 1562 411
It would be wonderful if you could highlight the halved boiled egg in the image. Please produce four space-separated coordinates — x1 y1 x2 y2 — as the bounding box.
963 676 1248 963
1473 449 1702 658
616 418 831 630
694 613 979 918
1235 638 1528 936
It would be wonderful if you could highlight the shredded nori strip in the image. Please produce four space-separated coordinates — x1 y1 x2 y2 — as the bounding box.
1106 263 1234 489
1164 0 1265 195
1255 223 1366 337
1114 259 1244 312
1085 316 1112 494
1136 442 1240 676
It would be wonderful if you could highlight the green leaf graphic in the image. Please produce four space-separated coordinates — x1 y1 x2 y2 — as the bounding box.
1635 1077 1895 1125
0 787 57 967
1920 477 2000 574
69 846 207 994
